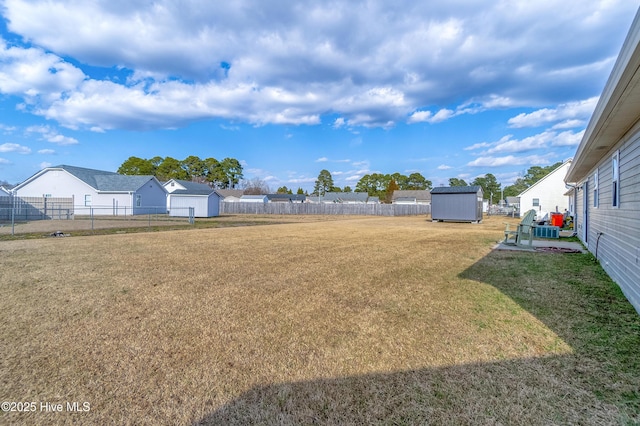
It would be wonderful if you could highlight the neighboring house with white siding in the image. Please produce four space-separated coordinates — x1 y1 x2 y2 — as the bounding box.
518 159 572 220
565 8 640 314
13 165 167 215
164 179 220 217
392 190 431 205
217 189 244 202
240 195 268 203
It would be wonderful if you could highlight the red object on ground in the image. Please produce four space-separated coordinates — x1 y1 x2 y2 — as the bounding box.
550 213 564 227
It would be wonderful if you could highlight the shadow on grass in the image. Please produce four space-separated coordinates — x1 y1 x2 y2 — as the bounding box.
196 250 640 425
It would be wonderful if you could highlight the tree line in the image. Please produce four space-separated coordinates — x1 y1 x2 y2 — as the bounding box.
312 161 563 203
118 156 243 189
313 170 432 202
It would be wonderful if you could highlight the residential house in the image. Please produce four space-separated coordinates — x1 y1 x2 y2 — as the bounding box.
164 179 220 218
310 192 370 203
13 165 167 215
518 159 572 220
266 194 306 203
0 186 11 196
239 195 268 203
392 190 432 205
505 196 520 212
217 189 244 202
565 8 640 314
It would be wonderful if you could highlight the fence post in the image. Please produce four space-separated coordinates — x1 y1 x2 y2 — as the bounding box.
91 207 94 231
189 207 195 224
11 193 15 236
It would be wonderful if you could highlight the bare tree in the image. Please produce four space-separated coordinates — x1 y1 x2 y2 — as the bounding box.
241 177 270 195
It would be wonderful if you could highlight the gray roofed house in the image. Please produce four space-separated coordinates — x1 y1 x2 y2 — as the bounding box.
392 190 432 205
316 192 369 203
217 189 245 202
13 164 167 215
240 195 269 203
266 193 306 203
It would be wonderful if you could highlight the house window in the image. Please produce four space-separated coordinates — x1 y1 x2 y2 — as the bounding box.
84 195 92 206
135 194 142 207
532 198 540 207
612 151 620 207
593 169 599 208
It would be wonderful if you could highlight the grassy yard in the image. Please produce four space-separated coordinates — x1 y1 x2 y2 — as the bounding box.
0 216 638 425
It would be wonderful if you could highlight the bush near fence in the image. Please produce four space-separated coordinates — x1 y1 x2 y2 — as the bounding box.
220 202 431 216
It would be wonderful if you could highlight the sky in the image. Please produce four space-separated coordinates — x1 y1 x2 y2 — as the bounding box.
0 1 638 192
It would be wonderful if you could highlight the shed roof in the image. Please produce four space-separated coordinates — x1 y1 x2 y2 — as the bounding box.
166 179 216 195
431 186 482 195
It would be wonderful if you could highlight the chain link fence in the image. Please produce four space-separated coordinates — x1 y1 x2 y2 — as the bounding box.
1 196 195 236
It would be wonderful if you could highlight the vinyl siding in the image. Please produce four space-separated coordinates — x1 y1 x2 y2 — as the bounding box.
169 194 220 217
15 169 167 215
577 129 640 313
431 191 482 222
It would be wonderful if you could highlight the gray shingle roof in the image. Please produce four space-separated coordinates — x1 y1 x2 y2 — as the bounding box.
266 193 306 202
321 192 369 202
431 185 483 194
169 179 216 195
392 190 432 201
55 165 156 192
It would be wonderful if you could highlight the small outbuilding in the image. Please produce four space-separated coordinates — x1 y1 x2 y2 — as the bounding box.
430 186 484 223
164 179 220 218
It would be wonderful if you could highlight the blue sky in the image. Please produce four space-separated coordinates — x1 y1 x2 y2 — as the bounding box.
0 1 637 191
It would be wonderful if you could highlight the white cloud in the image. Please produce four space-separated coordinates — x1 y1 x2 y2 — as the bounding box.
0 1 634 130
551 130 585 147
0 143 31 154
467 130 584 155
37 149 55 154
0 157 9 164
508 98 598 128
437 164 452 170
26 125 79 145
315 157 328 162
464 141 492 151
288 177 316 184
0 39 85 101
39 161 52 169
486 133 554 154
0 124 17 132
333 118 346 128
467 154 554 167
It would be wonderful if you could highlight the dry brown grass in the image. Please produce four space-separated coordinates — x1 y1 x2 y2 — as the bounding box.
1 215 638 425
